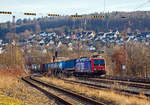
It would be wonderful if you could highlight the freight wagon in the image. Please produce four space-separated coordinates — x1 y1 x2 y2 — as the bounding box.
63 59 76 75
30 57 106 77
31 64 43 73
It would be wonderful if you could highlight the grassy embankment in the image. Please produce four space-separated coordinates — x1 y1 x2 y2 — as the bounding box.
0 69 54 105
41 77 150 105
0 69 24 105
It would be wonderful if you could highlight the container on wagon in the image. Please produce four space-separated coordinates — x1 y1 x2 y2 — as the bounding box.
64 59 76 70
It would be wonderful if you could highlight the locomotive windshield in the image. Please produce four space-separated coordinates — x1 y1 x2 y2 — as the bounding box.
94 59 105 66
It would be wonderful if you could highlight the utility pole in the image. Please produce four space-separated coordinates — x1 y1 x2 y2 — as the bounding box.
12 16 16 66
84 18 87 30
12 16 16 35
124 23 127 39
78 41 80 58
104 0 106 13
122 22 128 73
145 55 150 78
9 16 16 67
120 16 128 73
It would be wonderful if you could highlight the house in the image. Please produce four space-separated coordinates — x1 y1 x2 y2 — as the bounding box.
57 41 62 48
19 39 27 45
146 34 150 38
66 36 70 39
42 48 47 54
0 40 2 45
145 42 149 46
88 45 96 51
68 43 72 47
39 39 45 45
86 31 95 37
114 30 120 37
0 47 4 54
40 32 47 37
68 46 73 51
49 40 54 45
128 33 134 39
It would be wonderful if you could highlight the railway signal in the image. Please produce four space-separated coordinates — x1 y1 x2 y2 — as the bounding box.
53 56 55 62
55 51 58 58
121 16 128 71
122 65 126 70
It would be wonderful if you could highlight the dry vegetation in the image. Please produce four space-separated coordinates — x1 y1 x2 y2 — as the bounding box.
41 77 150 105
0 44 25 68
105 42 150 77
0 70 56 105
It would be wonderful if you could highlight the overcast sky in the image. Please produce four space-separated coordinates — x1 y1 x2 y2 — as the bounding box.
0 0 150 22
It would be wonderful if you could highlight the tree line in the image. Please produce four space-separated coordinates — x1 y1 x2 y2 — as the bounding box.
105 42 150 77
1 11 150 39
0 41 149 77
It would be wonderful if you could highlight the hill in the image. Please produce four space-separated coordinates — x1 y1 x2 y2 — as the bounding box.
0 11 150 39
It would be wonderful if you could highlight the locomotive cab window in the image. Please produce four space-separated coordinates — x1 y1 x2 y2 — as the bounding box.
94 59 105 66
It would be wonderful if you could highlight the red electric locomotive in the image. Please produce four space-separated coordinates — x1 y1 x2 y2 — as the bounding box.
91 57 106 75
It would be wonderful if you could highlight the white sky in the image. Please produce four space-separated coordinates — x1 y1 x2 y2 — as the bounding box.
0 0 150 22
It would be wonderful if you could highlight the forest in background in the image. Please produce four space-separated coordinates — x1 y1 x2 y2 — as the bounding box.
0 41 150 77
1 11 150 39
0 11 150 77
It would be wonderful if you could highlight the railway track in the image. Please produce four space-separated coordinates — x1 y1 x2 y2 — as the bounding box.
59 77 150 98
84 78 150 89
22 76 106 105
100 75 150 84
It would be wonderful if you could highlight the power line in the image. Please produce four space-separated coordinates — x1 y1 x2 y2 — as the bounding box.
104 0 106 13
134 0 150 10
0 10 104 19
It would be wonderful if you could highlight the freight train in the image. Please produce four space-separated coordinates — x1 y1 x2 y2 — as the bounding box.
30 57 106 77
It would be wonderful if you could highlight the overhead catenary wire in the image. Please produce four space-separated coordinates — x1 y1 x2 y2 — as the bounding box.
0 9 104 19
104 0 106 13
134 0 150 10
